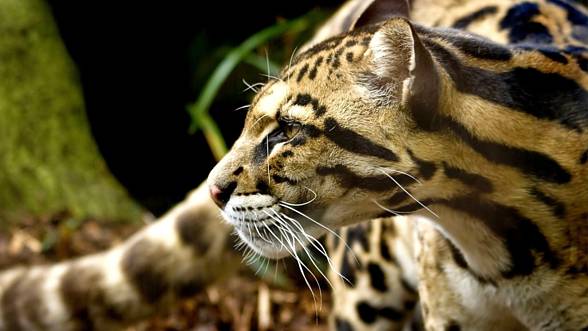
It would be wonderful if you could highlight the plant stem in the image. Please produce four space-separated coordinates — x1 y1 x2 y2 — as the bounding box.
187 13 316 160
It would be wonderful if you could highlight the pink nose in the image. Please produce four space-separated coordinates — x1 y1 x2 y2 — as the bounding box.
209 184 232 208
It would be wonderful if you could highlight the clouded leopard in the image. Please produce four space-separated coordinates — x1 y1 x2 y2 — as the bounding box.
1 0 587 330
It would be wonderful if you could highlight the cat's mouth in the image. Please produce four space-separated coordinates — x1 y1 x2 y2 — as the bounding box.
222 194 328 259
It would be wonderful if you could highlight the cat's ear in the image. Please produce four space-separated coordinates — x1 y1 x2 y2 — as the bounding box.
367 18 440 131
351 0 410 30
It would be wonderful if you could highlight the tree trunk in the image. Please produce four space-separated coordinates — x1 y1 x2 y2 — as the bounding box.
0 0 142 223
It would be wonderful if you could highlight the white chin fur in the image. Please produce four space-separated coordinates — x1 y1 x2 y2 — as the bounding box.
236 229 291 259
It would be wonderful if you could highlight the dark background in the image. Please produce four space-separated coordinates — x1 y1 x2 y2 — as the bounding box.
46 1 339 215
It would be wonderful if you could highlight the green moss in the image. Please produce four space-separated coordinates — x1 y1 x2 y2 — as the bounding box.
0 0 142 224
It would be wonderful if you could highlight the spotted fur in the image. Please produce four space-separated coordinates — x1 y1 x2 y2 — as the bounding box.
2 1 588 330
208 0 588 330
0 185 241 331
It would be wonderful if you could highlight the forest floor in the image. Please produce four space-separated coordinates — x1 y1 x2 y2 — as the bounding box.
0 216 331 331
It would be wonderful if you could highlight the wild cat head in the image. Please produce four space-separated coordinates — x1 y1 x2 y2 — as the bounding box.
207 14 446 258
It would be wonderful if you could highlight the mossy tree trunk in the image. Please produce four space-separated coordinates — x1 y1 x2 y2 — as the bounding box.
0 0 142 223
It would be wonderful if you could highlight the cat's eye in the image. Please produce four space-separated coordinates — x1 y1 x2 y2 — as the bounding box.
279 117 302 140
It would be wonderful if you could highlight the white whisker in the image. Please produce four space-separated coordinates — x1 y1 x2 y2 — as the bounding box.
270 210 332 291
372 199 412 216
251 114 269 129
279 212 351 286
233 104 251 112
376 168 439 218
260 73 283 81
260 214 320 308
287 45 299 83
278 203 360 265
280 186 318 207
242 79 261 93
379 167 422 184
266 135 271 185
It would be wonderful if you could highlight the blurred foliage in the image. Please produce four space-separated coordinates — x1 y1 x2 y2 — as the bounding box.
187 10 328 161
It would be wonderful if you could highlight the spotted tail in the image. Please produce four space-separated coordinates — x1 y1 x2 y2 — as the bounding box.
0 184 241 331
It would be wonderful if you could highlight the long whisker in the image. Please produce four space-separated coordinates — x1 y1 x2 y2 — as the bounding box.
275 223 322 311
242 79 262 93
280 186 317 207
266 136 271 185
233 104 251 112
260 73 283 81
270 210 332 290
279 212 351 285
372 199 412 216
287 45 299 83
261 212 320 307
251 114 268 129
278 203 360 265
252 213 274 244
376 168 439 218
380 168 422 184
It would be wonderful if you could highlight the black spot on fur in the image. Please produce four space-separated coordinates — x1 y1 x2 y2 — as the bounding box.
256 180 269 194
297 63 309 82
385 191 410 207
347 226 369 251
316 164 411 192
3 272 48 331
452 6 498 29
294 93 312 106
293 93 327 117
538 48 569 63
357 302 378 324
407 149 437 180
335 317 355 331
293 24 378 64
500 3 553 44
357 301 404 324
272 174 298 185
176 210 213 254
580 149 588 164
122 239 170 303
445 237 493 283
442 162 493 193
530 187 566 218
232 166 243 176
381 306 404 321
438 195 561 278
281 150 294 158
547 0 588 42
423 39 587 133
324 117 399 161
446 238 469 270
380 237 396 263
368 262 388 292
59 267 105 331
400 277 418 295
308 56 323 80
345 40 358 47
446 320 462 331
445 118 572 184
392 199 435 213
331 47 345 69
341 250 357 287
416 26 513 61
346 52 354 62
332 228 341 249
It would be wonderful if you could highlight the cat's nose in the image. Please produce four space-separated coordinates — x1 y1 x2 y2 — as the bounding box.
209 182 236 208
